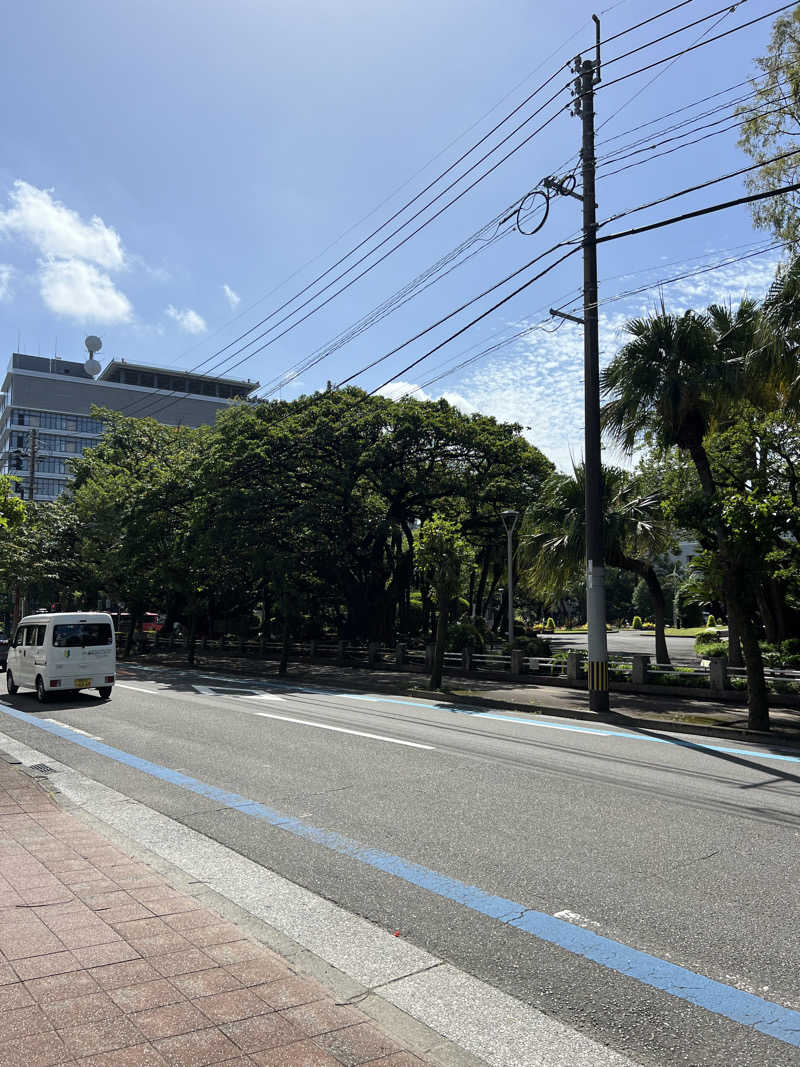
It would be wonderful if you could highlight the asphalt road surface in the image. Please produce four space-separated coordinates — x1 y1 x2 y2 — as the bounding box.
0 666 797 1067
548 631 702 663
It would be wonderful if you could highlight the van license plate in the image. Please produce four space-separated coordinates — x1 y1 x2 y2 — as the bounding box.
73 678 91 688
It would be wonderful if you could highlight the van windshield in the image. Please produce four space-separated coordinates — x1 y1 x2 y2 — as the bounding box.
53 623 113 648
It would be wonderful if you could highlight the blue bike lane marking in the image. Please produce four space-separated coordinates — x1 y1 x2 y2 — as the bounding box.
0 700 799 1049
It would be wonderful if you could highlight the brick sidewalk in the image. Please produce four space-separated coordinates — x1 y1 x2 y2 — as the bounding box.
0 760 428 1067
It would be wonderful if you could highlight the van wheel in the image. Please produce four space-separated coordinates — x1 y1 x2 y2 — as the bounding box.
36 676 49 704
6 670 18 695
98 686 112 700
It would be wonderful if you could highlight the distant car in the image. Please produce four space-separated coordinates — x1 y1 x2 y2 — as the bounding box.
0 635 9 671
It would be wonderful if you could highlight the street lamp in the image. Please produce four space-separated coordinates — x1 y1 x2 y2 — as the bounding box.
501 510 520 646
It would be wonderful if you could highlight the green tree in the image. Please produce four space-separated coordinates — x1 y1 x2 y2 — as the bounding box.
417 514 472 690
521 464 674 664
738 5 800 246
601 309 771 729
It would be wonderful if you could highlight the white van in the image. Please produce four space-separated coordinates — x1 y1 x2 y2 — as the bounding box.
6 612 116 703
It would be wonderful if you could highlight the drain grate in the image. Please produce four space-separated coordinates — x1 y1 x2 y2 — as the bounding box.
29 763 56 774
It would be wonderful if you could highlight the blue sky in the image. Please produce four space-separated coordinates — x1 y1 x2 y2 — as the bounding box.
0 0 785 468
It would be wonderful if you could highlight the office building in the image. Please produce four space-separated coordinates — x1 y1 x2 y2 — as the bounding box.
0 352 258 500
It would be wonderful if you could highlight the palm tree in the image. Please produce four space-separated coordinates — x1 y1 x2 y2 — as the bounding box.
751 255 800 409
601 306 770 731
521 465 674 665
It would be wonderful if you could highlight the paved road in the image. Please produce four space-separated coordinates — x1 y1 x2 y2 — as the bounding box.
549 631 702 663
0 666 798 1066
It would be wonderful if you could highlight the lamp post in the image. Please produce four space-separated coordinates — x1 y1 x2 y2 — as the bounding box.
501 510 520 646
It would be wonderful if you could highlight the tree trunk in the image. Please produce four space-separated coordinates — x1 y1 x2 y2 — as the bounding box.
187 610 197 667
475 552 490 618
643 566 670 666
726 606 743 668
756 585 779 644
429 590 449 690
691 441 769 730
724 575 769 731
278 614 290 676
608 549 671 666
124 607 142 658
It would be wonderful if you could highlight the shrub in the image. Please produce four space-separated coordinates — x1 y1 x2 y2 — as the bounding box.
447 620 486 652
694 628 720 654
631 615 643 630
545 617 556 632
506 633 552 656
700 642 728 659
706 614 717 628
642 621 655 630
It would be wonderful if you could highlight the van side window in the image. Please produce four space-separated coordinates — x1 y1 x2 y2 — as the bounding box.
34 625 46 646
24 626 37 647
12 626 24 647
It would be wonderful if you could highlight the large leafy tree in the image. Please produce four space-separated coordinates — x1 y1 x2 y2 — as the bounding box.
601 308 771 730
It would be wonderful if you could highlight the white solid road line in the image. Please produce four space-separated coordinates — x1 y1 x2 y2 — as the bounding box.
43 719 102 741
117 681 431 749
254 710 434 749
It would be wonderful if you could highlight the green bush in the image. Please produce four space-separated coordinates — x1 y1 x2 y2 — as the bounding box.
700 642 728 659
631 615 643 630
642 621 655 630
706 614 717 628
505 634 552 656
694 628 721 653
758 639 800 668
447 620 486 652
545 617 556 632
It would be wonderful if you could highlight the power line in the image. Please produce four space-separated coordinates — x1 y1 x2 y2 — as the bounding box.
600 147 800 227
597 179 800 245
126 83 573 422
597 85 778 168
366 247 580 396
125 2 734 421
335 240 580 389
597 3 797 96
603 0 748 71
405 241 784 400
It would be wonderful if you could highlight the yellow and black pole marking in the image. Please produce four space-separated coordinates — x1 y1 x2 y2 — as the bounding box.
587 660 609 692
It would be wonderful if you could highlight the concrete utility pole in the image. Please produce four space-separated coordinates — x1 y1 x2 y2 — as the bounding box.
575 19 609 713
28 428 37 502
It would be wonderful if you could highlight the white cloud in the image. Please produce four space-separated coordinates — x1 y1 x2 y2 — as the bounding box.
0 264 13 301
39 258 132 323
376 381 478 415
0 180 134 322
0 181 125 268
223 283 240 309
376 380 429 402
438 248 786 472
442 391 478 414
166 304 207 334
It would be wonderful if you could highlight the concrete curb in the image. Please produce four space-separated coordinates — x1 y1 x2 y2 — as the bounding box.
408 687 800 749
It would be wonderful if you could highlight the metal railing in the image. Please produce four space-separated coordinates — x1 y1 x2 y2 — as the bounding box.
117 635 800 696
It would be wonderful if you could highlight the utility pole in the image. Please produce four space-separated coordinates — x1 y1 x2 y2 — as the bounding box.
574 18 609 713
28 428 37 502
